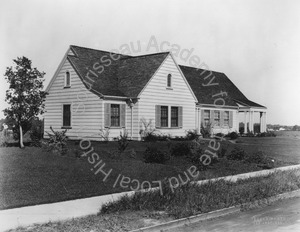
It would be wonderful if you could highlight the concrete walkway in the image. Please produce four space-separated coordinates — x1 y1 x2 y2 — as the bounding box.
0 191 134 232
1 164 300 232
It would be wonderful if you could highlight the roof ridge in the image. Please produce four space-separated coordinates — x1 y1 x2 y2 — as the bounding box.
70 45 131 57
120 51 170 60
179 64 224 75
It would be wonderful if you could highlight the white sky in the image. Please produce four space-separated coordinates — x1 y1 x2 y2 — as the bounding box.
1 0 300 125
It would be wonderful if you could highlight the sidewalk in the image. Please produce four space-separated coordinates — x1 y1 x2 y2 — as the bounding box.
1 164 300 232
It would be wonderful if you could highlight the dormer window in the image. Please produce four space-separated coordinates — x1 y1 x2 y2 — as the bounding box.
167 74 172 87
65 71 71 88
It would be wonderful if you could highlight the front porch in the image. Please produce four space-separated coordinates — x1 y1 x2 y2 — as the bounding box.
238 108 267 133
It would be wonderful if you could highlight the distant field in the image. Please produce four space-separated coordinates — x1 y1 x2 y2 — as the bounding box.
274 130 300 138
237 136 300 163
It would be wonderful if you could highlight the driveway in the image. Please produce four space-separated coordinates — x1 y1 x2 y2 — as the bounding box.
169 197 300 232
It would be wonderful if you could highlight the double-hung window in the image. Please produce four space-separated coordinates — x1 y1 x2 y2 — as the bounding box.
214 110 220 126
63 104 71 128
204 110 210 126
171 107 178 127
224 111 229 126
111 104 120 127
161 106 168 127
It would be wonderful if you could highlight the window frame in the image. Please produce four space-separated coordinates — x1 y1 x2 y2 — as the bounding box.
171 106 179 127
110 104 120 127
214 110 220 126
224 111 230 126
62 104 71 128
167 74 172 88
65 71 71 88
204 110 210 126
160 106 169 127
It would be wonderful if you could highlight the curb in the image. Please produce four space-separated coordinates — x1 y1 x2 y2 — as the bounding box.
130 189 300 232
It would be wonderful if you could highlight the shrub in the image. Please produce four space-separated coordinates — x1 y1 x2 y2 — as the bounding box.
30 118 44 147
200 123 211 138
143 146 170 164
45 126 68 155
226 131 239 140
214 133 225 139
257 131 276 137
117 130 129 153
99 127 110 142
226 146 245 160
185 130 199 141
170 142 190 157
245 132 255 137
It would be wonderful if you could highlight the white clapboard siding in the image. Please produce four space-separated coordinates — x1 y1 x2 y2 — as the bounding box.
138 55 196 138
44 59 103 140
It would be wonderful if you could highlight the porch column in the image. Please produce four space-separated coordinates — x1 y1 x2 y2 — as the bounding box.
263 112 267 132
249 111 254 133
260 112 263 132
244 111 248 133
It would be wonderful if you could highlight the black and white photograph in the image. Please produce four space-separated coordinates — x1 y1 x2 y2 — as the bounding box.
1 0 300 231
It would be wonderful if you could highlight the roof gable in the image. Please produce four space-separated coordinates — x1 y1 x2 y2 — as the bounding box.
179 65 265 108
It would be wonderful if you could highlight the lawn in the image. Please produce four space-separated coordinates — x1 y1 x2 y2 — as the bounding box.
0 136 299 210
8 169 300 232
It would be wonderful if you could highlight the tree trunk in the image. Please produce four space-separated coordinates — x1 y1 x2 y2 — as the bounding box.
19 124 25 148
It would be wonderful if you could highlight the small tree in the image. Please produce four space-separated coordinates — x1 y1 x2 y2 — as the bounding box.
3 57 47 148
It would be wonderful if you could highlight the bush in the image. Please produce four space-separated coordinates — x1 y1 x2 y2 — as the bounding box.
245 132 255 137
30 118 44 147
185 130 199 141
226 147 245 160
170 142 190 157
144 133 170 142
200 123 211 138
143 146 170 164
45 126 68 155
226 131 239 140
257 131 276 137
214 133 225 139
117 131 129 153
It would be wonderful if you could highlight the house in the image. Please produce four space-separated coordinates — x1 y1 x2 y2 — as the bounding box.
44 45 267 140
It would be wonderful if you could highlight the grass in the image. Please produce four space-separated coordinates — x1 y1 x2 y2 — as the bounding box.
0 136 298 210
8 211 172 232
8 169 300 232
100 169 300 219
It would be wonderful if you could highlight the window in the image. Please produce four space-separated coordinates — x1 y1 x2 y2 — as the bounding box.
111 104 120 127
224 111 229 126
204 110 210 126
171 107 178 127
65 71 71 87
167 74 172 87
214 110 220 126
63 104 71 127
161 106 168 127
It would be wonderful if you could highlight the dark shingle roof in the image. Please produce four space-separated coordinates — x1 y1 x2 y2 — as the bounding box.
67 45 265 108
68 45 168 98
179 65 265 108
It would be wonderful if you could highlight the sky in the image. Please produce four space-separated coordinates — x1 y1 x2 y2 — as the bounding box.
1 0 300 125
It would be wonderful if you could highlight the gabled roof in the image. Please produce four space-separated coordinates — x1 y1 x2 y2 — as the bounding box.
68 45 168 98
179 65 265 108
53 45 265 108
